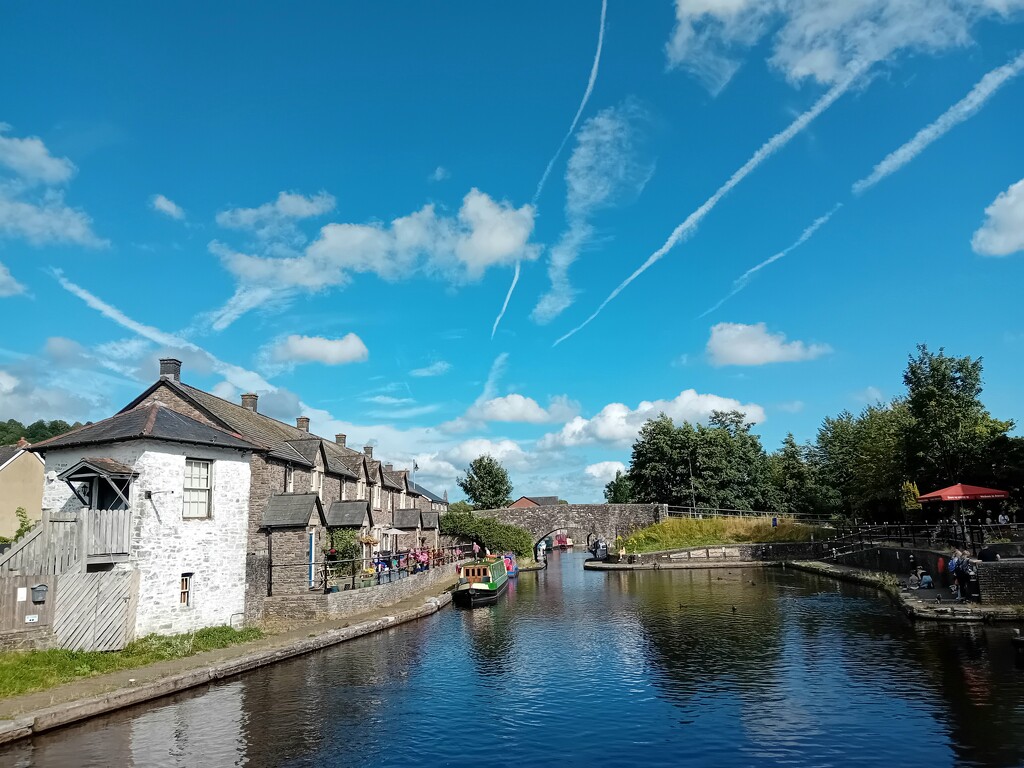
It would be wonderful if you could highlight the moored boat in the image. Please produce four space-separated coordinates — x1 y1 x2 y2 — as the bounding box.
503 553 518 578
453 557 509 608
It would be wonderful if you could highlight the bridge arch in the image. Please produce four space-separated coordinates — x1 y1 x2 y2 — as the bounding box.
476 503 666 551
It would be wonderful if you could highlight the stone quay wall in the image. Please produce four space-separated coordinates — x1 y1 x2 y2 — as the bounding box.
975 560 1024 605
262 561 459 624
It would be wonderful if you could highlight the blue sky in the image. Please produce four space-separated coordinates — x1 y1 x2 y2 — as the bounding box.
1 2 1023 502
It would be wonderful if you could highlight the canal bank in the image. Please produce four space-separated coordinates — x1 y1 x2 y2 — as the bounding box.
0 578 458 746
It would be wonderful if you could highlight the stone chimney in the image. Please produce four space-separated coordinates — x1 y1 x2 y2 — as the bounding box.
241 393 258 412
363 445 373 459
335 434 346 447
16 436 29 449
296 416 310 432
159 358 182 382
384 463 394 473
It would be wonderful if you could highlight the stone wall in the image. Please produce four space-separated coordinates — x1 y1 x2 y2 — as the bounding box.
41 440 252 636
269 526 321 596
477 503 666 545
614 541 829 564
0 627 55 652
135 384 218 427
262 561 459 624
975 560 1024 605
833 547 954 588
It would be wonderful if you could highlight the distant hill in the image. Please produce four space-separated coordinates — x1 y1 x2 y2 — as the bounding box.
0 419 85 446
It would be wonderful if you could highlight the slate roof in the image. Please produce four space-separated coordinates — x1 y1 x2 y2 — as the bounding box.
58 457 138 479
382 470 404 490
393 508 421 530
409 481 446 505
326 500 372 528
30 404 258 453
421 511 439 530
523 495 561 507
0 445 20 469
263 493 324 528
321 441 359 479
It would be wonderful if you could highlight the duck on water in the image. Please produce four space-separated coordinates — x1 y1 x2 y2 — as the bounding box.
453 556 509 608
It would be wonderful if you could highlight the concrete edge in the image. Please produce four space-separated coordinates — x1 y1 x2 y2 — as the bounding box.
0 591 452 747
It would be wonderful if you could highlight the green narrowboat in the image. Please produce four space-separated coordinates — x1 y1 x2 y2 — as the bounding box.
452 557 509 608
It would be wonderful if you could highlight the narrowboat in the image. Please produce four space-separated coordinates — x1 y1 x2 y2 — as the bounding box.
453 557 509 608
503 553 519 578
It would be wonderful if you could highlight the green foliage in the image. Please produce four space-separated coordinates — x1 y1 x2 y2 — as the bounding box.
439 509 533 557
627 411 779 513
901 481 922 512
768 434 827 517
0 625 262 699
447 500 473 515
0 507 34 546
604 470 633 503
457 455 513 510
903 344 1012 490
622 517 826 553
0 419 82 446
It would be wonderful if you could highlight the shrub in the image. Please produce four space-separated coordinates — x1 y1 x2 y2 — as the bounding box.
439 510 533 557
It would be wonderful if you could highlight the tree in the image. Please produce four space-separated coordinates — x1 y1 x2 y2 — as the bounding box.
769 433 822 517
457 455 513 510
0 418 82 446
604 470 633 503
627 415 687 504
903 344 1012 489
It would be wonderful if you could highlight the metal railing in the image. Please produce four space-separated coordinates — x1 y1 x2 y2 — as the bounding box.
267 545 473 596
664 505 836 525
816 521 1021 560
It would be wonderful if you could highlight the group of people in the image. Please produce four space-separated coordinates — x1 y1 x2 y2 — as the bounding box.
908 567 934 590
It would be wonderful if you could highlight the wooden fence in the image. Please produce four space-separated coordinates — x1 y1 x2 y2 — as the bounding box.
0 508 131 576
0 574 56 632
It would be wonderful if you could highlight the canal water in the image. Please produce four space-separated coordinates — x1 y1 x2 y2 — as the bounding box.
5 552 1024 768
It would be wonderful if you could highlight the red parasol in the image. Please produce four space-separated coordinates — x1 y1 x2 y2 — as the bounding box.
917 483 1009 503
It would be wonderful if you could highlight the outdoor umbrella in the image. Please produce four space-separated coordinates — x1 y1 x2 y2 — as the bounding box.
917 483 1009 502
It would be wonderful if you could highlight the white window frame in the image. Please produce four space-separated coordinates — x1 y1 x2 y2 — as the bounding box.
285 465 295 493
373 483 380 509
180 573 193 607
311 468 323 500
341 482 348 501
357 479 365 499
182 459 212 519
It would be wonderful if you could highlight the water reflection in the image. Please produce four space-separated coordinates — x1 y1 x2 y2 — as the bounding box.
4 553 1024 768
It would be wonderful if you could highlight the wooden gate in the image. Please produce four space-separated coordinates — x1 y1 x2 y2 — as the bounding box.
53 570 139 651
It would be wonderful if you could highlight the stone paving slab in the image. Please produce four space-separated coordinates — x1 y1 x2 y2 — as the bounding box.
0 579 456 746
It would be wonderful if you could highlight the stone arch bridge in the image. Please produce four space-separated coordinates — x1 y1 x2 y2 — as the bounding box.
476 503 666 548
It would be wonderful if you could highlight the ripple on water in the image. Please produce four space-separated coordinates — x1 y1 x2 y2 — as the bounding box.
5 554 1024 768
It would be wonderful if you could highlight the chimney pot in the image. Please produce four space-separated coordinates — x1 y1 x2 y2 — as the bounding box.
159 358 182 382
385 463 393 473
296 416 310 432
363 446 373 458
335 433 346 447
241 393 258 412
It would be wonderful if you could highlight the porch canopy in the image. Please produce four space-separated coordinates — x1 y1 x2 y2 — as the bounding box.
917 483 1009 503
58 457 138 508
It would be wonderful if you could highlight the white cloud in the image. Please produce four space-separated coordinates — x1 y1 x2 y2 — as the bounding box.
411 360 451 377
216 191 335 233
855 385 884 403
972 178 1024 257
854 52 1024 195
0 261 25 297
0 124 104 248
442 438 531 469
266 333 369 367
539 389 766 449
430 166 450 182
151 194 185 220
367 404 443 420
776 400 805 413
666 0 1024 94
0 123 75 184
532 103 653 325
467 393 579 424
585 461 627 485
364 395 416 405
210 188 538 329
707 322 831 366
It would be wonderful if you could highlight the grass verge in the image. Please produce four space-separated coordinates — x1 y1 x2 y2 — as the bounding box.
0 625 262 700
622 517 827 553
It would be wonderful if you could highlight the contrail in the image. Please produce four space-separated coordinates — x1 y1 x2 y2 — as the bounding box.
553 62 866 347
853 51 1024 195
491 0 607 339
698 203 842 319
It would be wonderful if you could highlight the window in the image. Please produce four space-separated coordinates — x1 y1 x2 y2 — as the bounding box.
311 469 323 500
372 483 380 509
357 480 366 499
180 573 193 606
285 465 294 493
307 532 316 588
183 459 212 519
341 482 348 501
